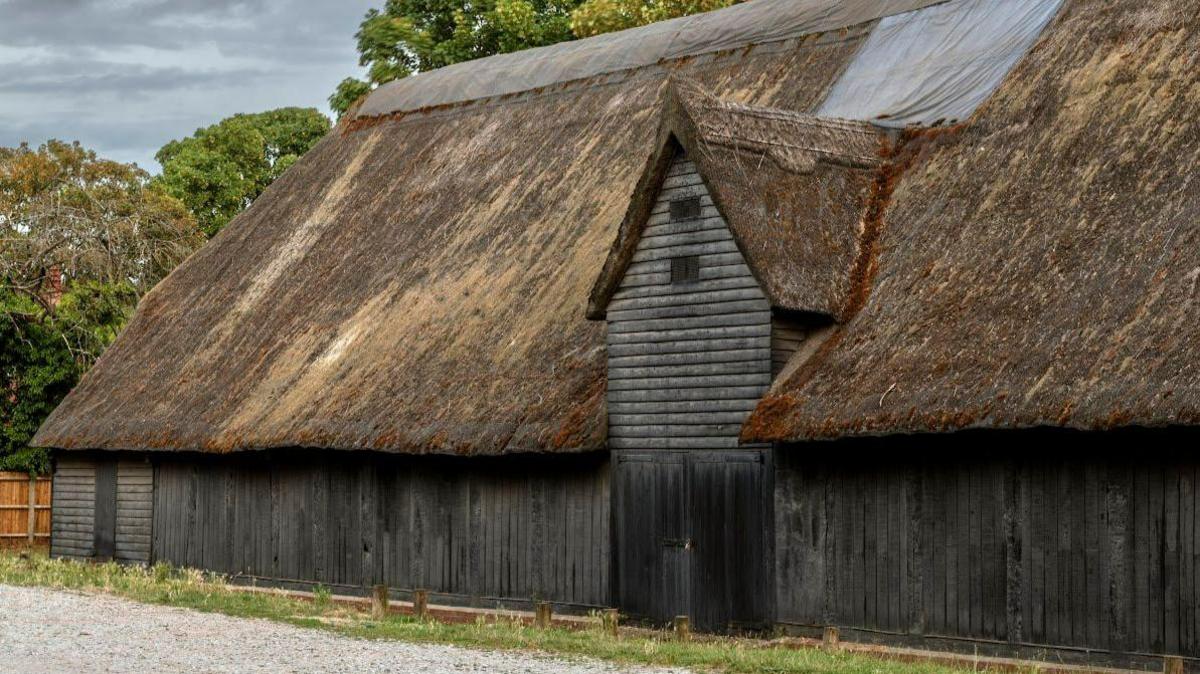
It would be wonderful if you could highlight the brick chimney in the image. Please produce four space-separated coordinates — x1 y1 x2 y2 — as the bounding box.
42 265 64 308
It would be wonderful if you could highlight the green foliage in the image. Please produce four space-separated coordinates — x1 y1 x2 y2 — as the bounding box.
155 108 330 237
570 0 740 37
1 140 203 474
329 0 584 118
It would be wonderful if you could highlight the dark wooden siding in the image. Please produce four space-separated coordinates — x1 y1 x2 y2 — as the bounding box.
152 450 609 609
613 450 772 632
51 455 95 559
771 319 809 377
607 153 772 451
775 429 1200 658
115 458 153 564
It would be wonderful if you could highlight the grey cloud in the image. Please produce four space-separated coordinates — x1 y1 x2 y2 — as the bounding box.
0 61 266 95
0 0 376 171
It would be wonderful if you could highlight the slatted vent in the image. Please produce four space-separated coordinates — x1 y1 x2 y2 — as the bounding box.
671 255 700 284
669 197 701 221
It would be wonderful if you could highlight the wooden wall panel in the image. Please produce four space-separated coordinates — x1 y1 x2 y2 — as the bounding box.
50 455 95 559
115 458 153 564
775 429 1200 658
152 450 610 609
607 154 772 452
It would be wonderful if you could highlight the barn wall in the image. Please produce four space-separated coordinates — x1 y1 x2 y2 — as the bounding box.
50 455 96 559
151 450 610 610
115 458 153 564
776 428 1200 660
606 152 772 451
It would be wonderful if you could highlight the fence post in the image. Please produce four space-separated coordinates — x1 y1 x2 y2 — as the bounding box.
371 584 389 619
673 615 691 641
413 589 429 620
602 608 620 638
535 602 552 629
27 475 36 544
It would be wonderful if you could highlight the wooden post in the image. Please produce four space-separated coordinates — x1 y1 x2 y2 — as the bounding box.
371 584 389 618
1164 656 1184 674
27 475 36 544
413 589 429 620
823 626 841 648
673 615 691 641
535 601 552 629
602 608 619 638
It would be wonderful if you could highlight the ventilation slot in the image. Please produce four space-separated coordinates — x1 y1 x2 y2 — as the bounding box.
671 256 700 284
669 197 701 221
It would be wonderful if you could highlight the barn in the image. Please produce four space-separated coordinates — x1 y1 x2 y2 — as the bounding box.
33 0 1200 666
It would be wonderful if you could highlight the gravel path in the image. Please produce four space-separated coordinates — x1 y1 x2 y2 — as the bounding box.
0 585 690 674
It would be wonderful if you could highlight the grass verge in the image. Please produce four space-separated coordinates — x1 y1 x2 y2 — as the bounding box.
0 551 994 674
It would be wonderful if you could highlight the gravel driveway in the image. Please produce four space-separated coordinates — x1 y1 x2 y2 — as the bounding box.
0 584 690 674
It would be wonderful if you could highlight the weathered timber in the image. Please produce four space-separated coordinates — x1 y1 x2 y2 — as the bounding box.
150 450 609 610
775 429 1200 658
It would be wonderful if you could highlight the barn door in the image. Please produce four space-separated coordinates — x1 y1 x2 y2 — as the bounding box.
613 450 771 632
93 456 118 560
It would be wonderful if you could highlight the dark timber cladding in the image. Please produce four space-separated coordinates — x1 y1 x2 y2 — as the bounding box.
606 152 771 452
775 429 1200 659
50 454 152 564
151 450 609 609
607 151 773 631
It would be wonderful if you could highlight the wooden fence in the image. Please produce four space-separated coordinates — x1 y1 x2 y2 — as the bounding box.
0 472 51 545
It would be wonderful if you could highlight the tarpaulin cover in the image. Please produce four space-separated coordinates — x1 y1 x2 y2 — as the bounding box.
355 0 945 118
817 0 1064 126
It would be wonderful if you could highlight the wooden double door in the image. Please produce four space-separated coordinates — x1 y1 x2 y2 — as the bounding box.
612 450 772 632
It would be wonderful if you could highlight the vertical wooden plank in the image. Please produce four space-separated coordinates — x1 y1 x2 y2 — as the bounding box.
1150 464 1165 652
93 458 117 560
1165 462 1181 655
1070 459 1086 647
956 462 970 637
908 462 925 635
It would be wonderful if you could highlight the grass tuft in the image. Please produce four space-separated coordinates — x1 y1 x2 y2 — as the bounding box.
0 551 1009 674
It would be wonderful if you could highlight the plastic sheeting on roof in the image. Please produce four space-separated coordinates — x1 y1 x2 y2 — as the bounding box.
816 0 1064 127
355 0 945 118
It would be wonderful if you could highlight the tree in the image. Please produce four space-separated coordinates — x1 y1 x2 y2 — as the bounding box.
330 0 744 118
0 140 203 473
330 0 584 118
155 107 330 238
570 0 740 37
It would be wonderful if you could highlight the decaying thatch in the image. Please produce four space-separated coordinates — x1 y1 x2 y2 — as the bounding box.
745 0 1200 442
36 0 1196 456
588 79 884 319
34 15 881 455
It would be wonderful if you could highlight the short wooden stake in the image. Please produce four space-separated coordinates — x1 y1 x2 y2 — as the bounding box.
371 584 389 618
674 615 691 641
823 626 841 648
535 601 552 629
413 589 429 620
602 608 620 638
1164 656 1184 674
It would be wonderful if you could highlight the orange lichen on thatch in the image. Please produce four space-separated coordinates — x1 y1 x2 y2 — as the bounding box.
744 0 1200 444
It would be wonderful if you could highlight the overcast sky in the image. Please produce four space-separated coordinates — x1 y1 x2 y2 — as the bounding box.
0 0 377 172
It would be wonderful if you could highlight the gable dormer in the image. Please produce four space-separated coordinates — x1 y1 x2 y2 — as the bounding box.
590 79 888 456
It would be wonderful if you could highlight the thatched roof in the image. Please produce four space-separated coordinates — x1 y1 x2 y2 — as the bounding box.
34 0 891 455
744 0 1200 443
588 79 884 319
37 0 1192 456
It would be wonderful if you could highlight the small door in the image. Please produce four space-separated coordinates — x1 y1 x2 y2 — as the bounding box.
613 450 771 632
93 457 118 560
